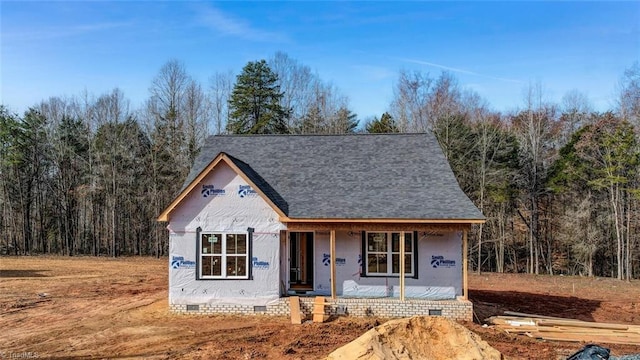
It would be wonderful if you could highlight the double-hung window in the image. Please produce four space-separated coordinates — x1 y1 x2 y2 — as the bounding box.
200 232 248 279
365 231 414 276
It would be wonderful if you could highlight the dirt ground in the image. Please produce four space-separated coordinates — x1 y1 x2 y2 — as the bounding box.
1 257 639 360
468 272 640 359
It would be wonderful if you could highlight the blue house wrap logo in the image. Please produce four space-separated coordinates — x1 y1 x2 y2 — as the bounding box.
252 257 270 269
431 255 456 268
238 185 257 198
171 256 196 269
322 253 346 266
201 185 226 198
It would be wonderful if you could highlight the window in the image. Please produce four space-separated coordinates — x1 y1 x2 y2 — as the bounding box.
365 232 414 276
200 232 248 279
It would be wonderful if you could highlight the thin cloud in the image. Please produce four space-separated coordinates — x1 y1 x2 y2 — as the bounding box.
4 22 131 42
399 58 523 84
352 65 395 81
196 5 289 43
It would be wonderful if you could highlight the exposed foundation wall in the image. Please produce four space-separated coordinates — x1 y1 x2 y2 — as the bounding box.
169 298 473 322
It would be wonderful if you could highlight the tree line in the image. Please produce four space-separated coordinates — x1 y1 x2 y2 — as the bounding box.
0 52 360 258
385 66 639 280
1 53 638 280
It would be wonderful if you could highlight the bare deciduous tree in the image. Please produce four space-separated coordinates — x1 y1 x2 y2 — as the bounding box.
390 69 432 132
269 51 317 129
512 82 560 274
561 89 592 144
617 62 640 127
209 70 233 135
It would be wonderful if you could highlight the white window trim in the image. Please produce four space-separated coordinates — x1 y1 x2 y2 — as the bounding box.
365 231 414 277
200 232 249 279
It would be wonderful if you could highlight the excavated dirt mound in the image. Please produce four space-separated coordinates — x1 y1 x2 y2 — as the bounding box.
326 316 503 360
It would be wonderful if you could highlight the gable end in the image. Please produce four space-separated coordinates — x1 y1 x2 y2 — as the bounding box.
157 153 287 222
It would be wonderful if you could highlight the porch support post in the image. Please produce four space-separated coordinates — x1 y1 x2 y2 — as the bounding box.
463 229 468 300
399 231 405 301
330 230 336 299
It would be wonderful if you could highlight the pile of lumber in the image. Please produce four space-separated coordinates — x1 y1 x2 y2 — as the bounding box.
486 311 640 345
289 296 329 325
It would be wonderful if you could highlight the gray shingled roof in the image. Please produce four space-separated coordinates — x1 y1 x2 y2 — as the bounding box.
179 133 484 220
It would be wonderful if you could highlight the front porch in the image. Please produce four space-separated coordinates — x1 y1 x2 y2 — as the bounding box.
282 221 473 304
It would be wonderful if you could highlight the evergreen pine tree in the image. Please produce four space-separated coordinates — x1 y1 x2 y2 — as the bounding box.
227 60 290 134
366 112 399 133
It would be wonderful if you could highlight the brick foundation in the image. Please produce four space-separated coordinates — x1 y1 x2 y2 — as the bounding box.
169 297 473 321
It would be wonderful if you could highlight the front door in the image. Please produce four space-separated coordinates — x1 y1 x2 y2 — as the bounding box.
289 232 314 291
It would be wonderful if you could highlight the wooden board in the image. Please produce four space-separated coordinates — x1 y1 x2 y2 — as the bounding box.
330 231 336 299
532 332 640 345
290 296 303 324
487 315 640 345
462 229 468 300
503 311 571 320
312 296 328 323
537 319 629 330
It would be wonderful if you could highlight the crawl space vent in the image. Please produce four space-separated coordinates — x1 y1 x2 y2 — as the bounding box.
253 306 267 312
428 309 442 316
186 304 200 311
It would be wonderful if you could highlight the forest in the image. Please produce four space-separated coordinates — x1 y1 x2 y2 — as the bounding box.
1 52 638 280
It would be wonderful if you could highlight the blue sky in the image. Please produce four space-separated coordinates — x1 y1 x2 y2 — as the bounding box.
1 1 638 120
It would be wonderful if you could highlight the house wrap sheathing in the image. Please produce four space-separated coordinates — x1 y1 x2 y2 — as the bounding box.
159 133 484 320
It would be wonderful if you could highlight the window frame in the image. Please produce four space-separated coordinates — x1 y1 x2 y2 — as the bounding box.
363 231 417 278
199 231 249 280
